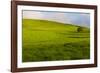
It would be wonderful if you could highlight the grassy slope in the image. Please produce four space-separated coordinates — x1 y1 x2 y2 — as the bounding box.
22 19 90 62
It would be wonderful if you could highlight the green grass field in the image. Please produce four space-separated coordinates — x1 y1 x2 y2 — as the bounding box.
22 19 90 62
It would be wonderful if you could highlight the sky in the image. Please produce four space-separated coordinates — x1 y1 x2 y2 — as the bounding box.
23 10 90 27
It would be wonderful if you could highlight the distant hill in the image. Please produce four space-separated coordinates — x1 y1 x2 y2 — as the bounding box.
23 19 90 32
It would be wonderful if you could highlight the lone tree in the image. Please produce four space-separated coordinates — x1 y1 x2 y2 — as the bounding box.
77 26 83 32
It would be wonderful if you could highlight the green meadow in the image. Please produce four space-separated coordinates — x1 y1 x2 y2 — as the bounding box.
22 19 90 62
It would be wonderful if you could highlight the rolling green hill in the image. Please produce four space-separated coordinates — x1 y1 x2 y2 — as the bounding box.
22 19 90 62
